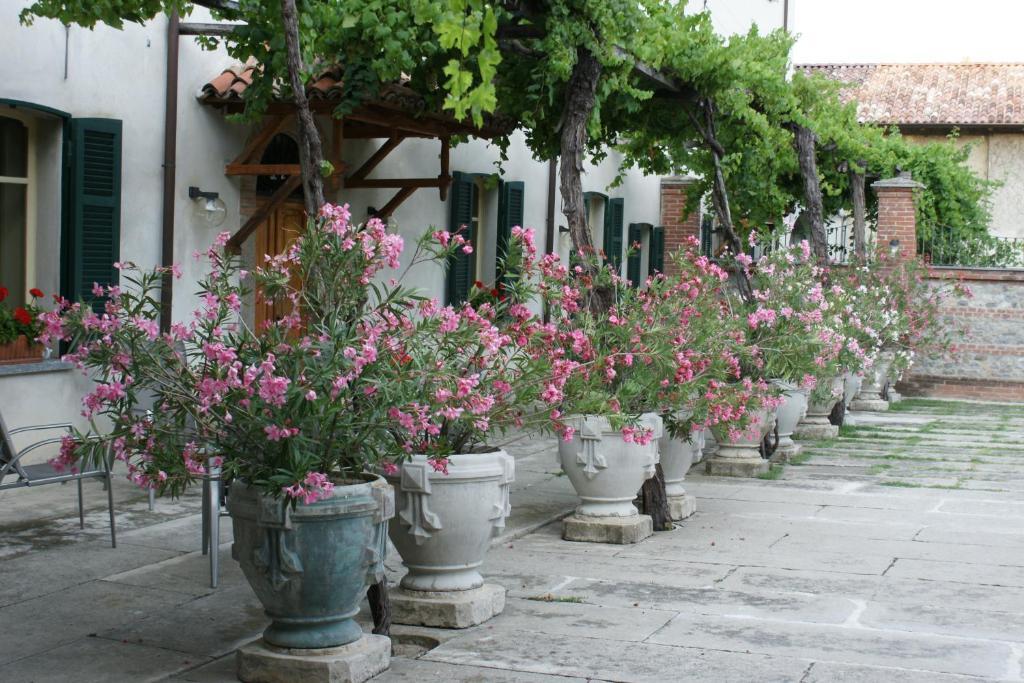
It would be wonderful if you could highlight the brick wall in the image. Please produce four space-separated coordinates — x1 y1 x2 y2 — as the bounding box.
872 172 922 262
898 268 1024 402
659 177 700 274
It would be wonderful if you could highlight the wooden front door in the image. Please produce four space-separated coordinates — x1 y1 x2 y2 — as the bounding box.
254 202 305 331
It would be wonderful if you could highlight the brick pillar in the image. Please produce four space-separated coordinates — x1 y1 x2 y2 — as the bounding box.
660 176 700 274
872 171 923 262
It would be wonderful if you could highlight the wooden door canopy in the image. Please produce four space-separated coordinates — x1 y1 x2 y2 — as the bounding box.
202 65 512 243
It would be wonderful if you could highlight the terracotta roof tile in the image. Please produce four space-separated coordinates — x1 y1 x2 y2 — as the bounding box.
799 63 1024 126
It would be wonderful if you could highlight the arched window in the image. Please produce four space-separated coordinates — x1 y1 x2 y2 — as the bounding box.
256 133 302 200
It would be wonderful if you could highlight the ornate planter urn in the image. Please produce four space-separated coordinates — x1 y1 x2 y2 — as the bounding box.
843 372 863 409
228 476 393 650
658 424 703 521
383 451 514 628
699 427 717 461
794 376 844 440
851 351 895 411
770 380 809 461
558 413 661 544
705 408 773 477
230 479 393 683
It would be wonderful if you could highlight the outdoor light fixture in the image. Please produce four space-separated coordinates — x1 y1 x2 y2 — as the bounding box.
889 238 901 257
189 186 227 228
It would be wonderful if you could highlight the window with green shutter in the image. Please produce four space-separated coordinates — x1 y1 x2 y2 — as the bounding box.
626 223 643 286
496 180 524 283
68 118 122 313
603 197 624 271
447 170 477 305
649 225 665 275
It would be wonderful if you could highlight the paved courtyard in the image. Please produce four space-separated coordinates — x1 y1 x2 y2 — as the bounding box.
2 398 1023 682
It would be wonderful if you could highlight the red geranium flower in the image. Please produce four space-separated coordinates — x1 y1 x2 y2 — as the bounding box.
0 286 7 303
13 307 32 326
29 288 44 298
473 280 485 290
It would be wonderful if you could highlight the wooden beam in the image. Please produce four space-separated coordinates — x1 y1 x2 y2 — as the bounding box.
439 137 450 201
344 177 446 190
348 136 402 182
230 114 291 167
227 175 303 253
178 22 245 36
375 186 418 218
226 163 302 176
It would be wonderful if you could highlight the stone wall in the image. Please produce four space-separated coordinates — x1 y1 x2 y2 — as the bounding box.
898 268 1024 402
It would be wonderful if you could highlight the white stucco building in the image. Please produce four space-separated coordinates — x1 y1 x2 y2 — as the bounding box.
0 5 676 432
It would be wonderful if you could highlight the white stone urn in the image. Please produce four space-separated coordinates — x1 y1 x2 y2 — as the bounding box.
658 420 704 520
557 413 662 518
705 407 774 477
843 372 863 409
385 451 514 593
852 350 895 410
698 427 717 462
795 376 844 439
770 379 809 459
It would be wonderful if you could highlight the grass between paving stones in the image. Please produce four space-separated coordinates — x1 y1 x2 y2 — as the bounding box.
879 478 966 490
890 398 1024 418
757 464 784 480
526 594 586 604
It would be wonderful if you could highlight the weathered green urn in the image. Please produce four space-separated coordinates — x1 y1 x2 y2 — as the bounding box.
227 476 394 649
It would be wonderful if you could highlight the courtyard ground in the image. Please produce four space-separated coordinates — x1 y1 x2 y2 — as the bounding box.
1 398 1023 682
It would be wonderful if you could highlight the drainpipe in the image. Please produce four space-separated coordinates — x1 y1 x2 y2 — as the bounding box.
545 157 557 256
160 11 180 333
783 0 790 32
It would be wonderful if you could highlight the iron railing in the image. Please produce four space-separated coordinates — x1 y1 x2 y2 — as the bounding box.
917 230 1024 268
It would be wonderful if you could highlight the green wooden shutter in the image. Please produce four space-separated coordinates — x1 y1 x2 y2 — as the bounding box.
603 197 624 270
70 119 122 313
626 223 643 286
447 171 476 305
650 226 665 275
497 180 524 282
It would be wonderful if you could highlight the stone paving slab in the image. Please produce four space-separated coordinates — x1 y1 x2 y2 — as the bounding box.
2 397 1024 683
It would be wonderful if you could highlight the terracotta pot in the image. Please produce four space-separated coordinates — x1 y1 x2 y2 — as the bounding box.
0 335 44 365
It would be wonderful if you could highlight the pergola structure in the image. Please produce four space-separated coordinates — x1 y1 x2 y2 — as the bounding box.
199 65 517 251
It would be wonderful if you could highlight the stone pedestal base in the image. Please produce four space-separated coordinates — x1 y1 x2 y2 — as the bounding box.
667 494 697 521
237 634 390 683
563 513 653 544
849 398 889 412
771 442 802 463
705 456 769 477
793 423 839 440
390 583 505 629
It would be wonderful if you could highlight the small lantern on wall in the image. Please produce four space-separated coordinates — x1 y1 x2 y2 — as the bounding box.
189 186 227 228
888 238 901 258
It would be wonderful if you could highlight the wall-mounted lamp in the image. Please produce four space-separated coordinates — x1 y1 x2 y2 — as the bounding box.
189 186 227 228
888 238 901 258
558 224 570 234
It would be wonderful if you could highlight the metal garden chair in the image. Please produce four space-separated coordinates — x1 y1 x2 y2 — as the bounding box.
0 410 116 547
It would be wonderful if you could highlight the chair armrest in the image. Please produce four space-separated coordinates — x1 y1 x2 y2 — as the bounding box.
9 423 74 435
15 437 67 459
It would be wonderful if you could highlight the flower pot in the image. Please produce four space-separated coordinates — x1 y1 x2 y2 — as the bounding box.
705 408 773 477
770 380 809 456
795 376 844 439
856 351 895 403
558 413 661 518
227 476 394 650
658 421 703 520
0 335 44 365
843 372 863 409
384 450 514 593
709 407 774 459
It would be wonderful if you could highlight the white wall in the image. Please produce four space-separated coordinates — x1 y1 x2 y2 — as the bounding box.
701 0 788 37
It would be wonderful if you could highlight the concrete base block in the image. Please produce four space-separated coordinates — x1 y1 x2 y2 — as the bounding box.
705 456 769 477
771 442 802 463
850 398 889 412
793 423 839 440
667 494 697 521
236 634 390 683
563 513 653 544
390 583 505 629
